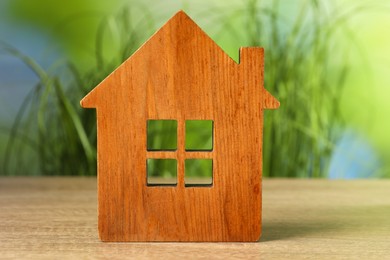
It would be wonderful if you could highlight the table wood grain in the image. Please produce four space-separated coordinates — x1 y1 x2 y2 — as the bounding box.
0 178 389 259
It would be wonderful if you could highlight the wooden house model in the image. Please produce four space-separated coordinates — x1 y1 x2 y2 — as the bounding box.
81 11 279 242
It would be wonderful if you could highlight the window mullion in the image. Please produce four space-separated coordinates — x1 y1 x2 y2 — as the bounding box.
176 119 185 188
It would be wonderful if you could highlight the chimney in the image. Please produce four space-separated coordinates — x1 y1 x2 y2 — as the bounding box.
239 47 279 109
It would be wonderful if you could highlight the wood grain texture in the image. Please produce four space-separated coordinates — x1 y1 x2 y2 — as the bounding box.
80 11 279 242
1 178 390 259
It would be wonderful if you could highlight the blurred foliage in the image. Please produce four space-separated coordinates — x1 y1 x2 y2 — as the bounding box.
1 3 154 175
1 0 388 177
147 120 178 151
185 159 213 185
185 120 213 151
248 0 348 177
8 0 121 70
147 159 177 185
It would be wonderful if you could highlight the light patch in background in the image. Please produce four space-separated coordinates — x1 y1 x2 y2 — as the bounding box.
328 130 382 178
340 6 390 174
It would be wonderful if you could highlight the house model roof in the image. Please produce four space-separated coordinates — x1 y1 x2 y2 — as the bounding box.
80 11 279 110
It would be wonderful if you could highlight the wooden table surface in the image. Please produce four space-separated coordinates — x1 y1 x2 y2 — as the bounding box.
0 178 389 259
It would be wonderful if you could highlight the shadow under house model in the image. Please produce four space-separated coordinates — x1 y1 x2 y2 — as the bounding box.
81 11 279 242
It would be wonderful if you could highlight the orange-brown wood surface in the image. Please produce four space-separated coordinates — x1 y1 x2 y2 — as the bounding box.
81 11 279 242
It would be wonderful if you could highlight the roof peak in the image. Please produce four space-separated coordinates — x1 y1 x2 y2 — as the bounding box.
167 10 195 24
159 10 237 63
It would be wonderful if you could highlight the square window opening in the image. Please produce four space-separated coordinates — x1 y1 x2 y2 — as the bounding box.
185 159 213 187
185 120 213 151
147 159 177 186
147 120 177 151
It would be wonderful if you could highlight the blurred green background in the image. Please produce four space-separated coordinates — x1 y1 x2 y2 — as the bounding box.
0 0 389 178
